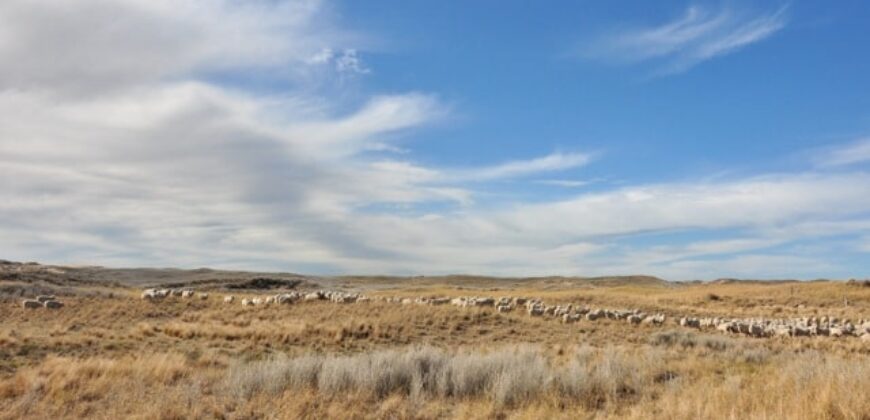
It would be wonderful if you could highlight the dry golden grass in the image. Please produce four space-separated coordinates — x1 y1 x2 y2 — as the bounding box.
0 280 868 419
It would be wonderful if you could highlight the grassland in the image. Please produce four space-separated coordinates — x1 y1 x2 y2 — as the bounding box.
0 262 868 419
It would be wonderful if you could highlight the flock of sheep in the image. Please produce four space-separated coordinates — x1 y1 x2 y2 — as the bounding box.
20 295 64 309
679 315 869 339
141 288 364 305
136 288 870 342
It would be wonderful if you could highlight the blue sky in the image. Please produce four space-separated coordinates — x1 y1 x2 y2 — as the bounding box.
0 0 869 279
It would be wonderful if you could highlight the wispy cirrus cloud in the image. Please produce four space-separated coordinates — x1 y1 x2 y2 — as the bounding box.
450 152 592 182
814 137 870 167
585 4 788 74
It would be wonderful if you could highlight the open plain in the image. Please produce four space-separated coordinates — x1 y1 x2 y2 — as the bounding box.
1 261 869 419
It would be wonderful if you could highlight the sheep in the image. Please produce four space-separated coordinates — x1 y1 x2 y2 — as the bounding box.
554 305 572 317
198 293 209 300
642 314 665 326
473 297 495 307
181 290 194 298
141 289 160 300
627 314 643 325
22 299 41 309
224 296 235 304
44 300 63 309
585 309 604 321
791 326 811 337
275 294 294 305
562 313 581 324
496 304 512 313
680 317 701 329
748 324 766 338
241 298 253 306
771 326 791 337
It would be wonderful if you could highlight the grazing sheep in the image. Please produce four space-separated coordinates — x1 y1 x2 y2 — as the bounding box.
562 313 581 324
627 314 643 325
198 293 209 300
643 314 665 326
22 299 41 309
748 324 766 338
336 295 358 304
791 326 811 337
275 294 293 305
224 296 235 304
585 309 604 321
473 297 495 307
680 317 701 328
252 297 264 305
771 326 791 337
44 300 63 309
527 305 544 317
241 298 253 306
181 290 194 298
496 305 512 313
553 305 572 317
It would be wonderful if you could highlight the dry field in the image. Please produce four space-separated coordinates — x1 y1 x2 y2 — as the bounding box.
1 263 869 419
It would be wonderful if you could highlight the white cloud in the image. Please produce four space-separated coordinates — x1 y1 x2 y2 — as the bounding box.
586 4 787 74
535 179 597 188
307 47 371 75
815 137 870 167
335 49 371 74
451 152 592 182
0 0 356 94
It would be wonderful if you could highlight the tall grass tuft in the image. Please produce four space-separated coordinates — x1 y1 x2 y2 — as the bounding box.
223 345 659 408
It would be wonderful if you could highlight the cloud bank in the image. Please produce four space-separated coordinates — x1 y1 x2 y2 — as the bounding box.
0 0 867 280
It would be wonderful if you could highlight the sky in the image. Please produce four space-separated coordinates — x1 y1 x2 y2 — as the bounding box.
1 0 869 280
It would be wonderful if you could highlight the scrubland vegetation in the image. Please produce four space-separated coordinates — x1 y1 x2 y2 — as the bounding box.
1 264 868 419
2 338 867 419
